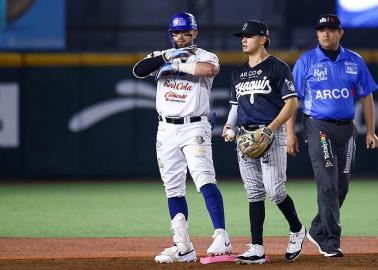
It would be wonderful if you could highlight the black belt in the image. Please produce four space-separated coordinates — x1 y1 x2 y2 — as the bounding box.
303 114 352 125
240 124 266 131
158 115 202 124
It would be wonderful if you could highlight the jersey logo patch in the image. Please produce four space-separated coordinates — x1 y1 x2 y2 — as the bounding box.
285 79 296 92
315 88 349 100
194 136 205 144
345 61 358 75
313 66 328 81
235 76 272 104
240 69 262 78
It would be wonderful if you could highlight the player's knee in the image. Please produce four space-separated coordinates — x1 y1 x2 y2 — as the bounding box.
267 190 287 204
165 185 186 198
247 193 266 202
194 177 217 192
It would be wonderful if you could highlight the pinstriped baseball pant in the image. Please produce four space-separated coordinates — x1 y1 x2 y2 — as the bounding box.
237 125 288 204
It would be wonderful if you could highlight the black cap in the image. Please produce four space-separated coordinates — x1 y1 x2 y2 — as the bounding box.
316 14 342 30
233 20 270 48
233 20 269 37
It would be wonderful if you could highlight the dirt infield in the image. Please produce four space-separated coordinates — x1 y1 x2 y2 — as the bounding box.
0 237 377 270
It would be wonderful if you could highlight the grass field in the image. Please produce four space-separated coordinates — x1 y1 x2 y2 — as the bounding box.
0 179 377 237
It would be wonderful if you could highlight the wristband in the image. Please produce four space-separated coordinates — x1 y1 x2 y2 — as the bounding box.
178 62 196 75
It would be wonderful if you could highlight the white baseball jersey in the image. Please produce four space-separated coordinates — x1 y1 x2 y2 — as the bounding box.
148 47 219 197
153 48 219 117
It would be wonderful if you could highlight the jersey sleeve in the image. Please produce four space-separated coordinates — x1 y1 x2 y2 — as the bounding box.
292 56 306 100
229 69 238 105
355 56 378 98
196 51 220 70
277 63 297 100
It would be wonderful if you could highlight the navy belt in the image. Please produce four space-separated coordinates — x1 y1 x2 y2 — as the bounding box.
303 114 352 125
158 115 202 124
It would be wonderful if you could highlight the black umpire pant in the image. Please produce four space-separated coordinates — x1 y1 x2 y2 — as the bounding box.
303 116 356 252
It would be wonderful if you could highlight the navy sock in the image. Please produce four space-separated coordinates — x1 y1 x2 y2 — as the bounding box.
200 183 225 229
277 195 302 232
250 201 265 245
168 197 188 220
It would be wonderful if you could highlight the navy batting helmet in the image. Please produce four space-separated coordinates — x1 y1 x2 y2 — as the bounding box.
169 12 198 32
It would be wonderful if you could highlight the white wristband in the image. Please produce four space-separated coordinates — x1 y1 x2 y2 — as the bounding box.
178 62 196 75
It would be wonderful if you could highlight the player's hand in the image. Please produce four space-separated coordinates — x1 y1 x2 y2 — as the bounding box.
156 63 179 81
163 45 196 61
366 133 378 149
222 124 236 142
287 133 300 156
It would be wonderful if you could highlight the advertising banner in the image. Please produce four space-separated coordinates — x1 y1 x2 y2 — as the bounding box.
0 62 377 178
0 0 65 50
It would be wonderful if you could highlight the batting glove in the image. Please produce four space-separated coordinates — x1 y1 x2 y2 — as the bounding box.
163 45 196 62
156 63 179 81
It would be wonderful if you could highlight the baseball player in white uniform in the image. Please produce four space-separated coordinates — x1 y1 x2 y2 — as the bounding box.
133 12 231 263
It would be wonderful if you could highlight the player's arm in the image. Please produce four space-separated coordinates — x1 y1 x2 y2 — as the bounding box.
361 93 378 149
194 61 219 76
133 53 166 79
133 47 194 79
268 97 298 132
222 104 238 142
286 110 300 156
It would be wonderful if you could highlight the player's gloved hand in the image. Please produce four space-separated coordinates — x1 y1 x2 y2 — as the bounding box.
238 127 275 159
163 45 196 61
156 63 179 81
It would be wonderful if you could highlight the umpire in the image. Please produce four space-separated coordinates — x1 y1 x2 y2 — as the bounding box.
290 14 378 257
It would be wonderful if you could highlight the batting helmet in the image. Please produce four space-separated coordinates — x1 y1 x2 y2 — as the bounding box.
169 12 198 32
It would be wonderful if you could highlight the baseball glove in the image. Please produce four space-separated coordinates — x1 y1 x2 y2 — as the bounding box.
237 127 275 159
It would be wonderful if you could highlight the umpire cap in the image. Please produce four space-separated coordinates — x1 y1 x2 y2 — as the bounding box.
233 20 270 48
316 14 342 30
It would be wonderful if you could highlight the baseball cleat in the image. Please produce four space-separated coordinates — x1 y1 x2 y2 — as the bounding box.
207 229 232 256
235 244 266 264
285 225 306 261
154 243 197 263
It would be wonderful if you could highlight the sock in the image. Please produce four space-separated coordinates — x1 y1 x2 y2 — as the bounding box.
250 201 265 245
277 195 302 232
168 197 188 220
200 183 225 229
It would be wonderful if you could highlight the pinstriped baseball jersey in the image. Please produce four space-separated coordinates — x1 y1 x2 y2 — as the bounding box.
230 56 297 126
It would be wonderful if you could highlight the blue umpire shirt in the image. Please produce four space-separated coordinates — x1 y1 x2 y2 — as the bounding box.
293 45 378 120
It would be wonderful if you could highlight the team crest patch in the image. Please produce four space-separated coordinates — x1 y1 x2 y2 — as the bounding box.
313 65 328 81
285 79 296 92
345 61 358 75
194 136 205 144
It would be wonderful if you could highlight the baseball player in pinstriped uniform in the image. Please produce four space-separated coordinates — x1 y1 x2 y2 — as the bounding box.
290 14 378 258
133 12 231 263
222 20 306 264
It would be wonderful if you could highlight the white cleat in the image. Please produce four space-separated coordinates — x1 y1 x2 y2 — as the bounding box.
236 244 266 264
154 243 197 263
285 225 307 261
207 229 232 256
